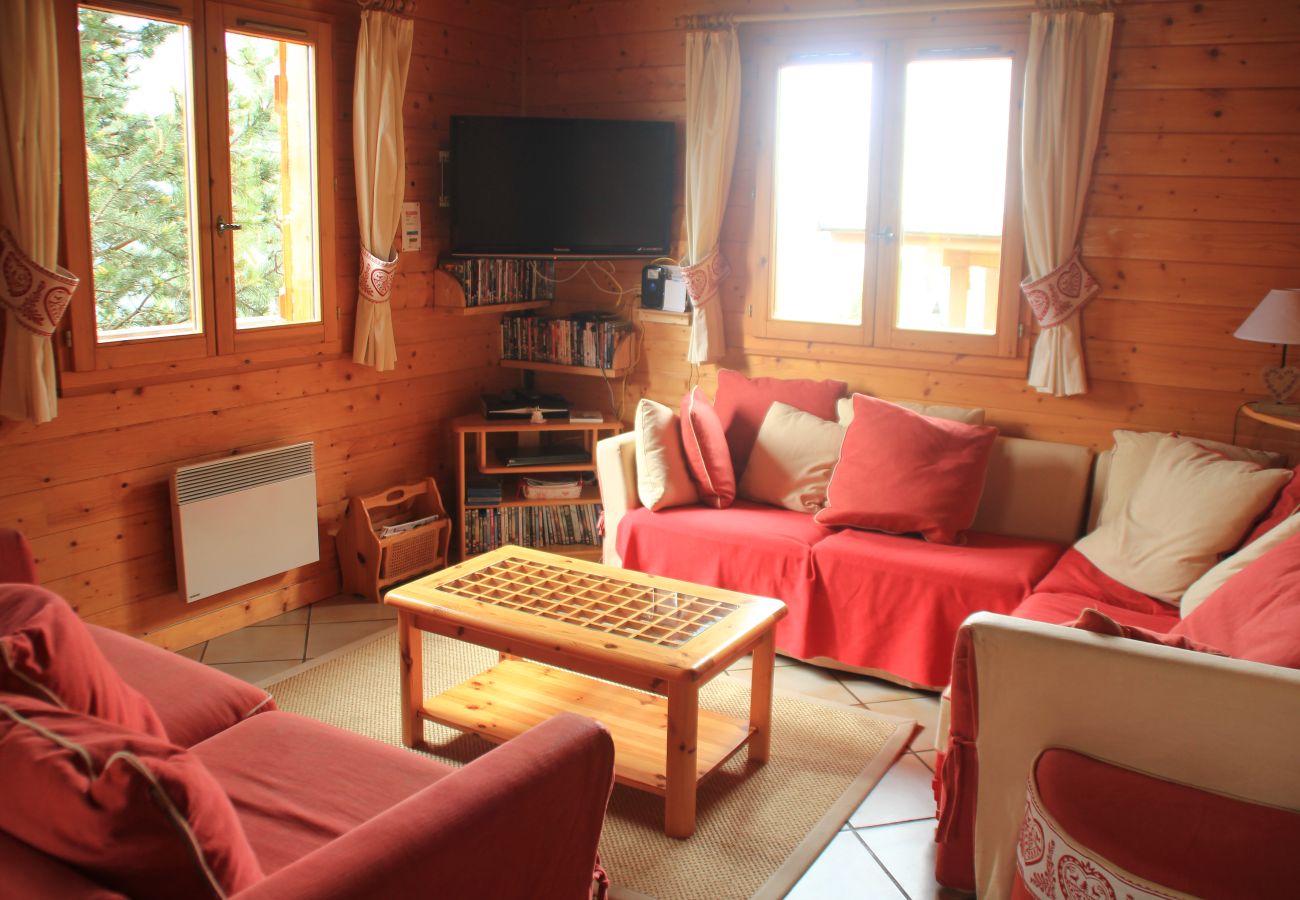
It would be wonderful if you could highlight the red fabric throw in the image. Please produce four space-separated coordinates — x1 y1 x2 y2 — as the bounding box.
816 394 998 544
712 369 845 475
0 584 166 739
1171 531 1300 668
0 528 37 584
1243 467 1300 545
806 529 1062 687
679 386 736 508
90 624 275 748
0 693 263 899
1017 748 1300 898
1068 607 1224 655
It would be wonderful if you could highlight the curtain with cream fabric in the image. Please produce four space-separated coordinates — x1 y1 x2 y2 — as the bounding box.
683 28 741 365
352 8 413 371
1021 9 1113 397
0 0 79 424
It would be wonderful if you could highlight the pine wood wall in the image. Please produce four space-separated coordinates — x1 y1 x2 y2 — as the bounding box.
523 0 1300 450
0 0 525 647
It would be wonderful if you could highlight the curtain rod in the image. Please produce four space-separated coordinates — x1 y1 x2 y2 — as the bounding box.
676 0 1109 29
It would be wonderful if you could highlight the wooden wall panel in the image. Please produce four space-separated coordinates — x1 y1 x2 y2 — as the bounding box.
0 0 523 646
523 0 1300 456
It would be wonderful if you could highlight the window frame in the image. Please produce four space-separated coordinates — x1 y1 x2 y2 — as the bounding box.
751 24 1027 359
56 0 337 385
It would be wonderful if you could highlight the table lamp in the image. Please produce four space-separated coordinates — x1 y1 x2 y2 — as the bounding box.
1234 288 1300 416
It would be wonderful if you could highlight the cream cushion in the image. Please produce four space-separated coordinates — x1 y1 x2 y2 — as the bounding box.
739 402 845 513
633 399 698 511
1075 436 1291 603
836 396 985 427
1096 430 1282 529
1180 512 1300 617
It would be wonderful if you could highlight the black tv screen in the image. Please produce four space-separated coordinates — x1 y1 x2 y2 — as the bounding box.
449 116 675 257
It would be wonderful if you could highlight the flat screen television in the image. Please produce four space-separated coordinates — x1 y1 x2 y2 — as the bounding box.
449 115 675 257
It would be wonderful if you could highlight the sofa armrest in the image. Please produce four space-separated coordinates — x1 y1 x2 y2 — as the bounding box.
962 612 1300 898
237 712 615 900
596 432 639 567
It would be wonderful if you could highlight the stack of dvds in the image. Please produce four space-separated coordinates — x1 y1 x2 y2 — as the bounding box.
463 504 602 555
500 311 632 370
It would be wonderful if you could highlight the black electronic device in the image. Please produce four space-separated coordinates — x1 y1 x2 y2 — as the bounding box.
641 264 668 310
481 390 570 420
449 116 675 257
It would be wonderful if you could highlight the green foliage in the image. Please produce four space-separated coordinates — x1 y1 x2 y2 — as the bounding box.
80 11 285 333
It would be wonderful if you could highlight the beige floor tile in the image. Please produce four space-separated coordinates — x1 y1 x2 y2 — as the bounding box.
310 594 397 624
837 672 928 705
915 749 938 772
176 642 206 662
858 818 966 899
203 625 306 665
724 652 797 673
726 661 858 705
849 752 937 828
867 695 942 751
252 608 309 627
305 620 394 659
209 660 305 686
787 832 905 899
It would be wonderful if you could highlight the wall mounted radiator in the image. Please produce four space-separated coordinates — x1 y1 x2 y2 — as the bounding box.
170 442 320 603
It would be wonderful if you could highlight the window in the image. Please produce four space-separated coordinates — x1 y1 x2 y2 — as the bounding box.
58 0 336 379
756 29 1025 357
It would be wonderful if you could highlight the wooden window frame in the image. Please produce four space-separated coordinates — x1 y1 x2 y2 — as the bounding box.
55 0 337 390
751 24 1027 359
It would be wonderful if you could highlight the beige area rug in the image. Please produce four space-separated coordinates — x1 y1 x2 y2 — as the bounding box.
265 628 915 900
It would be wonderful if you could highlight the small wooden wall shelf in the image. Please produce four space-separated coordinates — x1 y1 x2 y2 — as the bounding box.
499 358 634 378
337 478 450 603
432 267 552 314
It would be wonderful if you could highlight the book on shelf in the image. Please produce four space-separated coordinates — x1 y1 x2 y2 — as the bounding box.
500 311 633 370
441 258 556 307
463 503 602 556
376 514 440 539
466 478 503 506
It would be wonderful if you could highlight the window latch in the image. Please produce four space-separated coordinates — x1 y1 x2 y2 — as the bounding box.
875 226 896 241
216 216 242 236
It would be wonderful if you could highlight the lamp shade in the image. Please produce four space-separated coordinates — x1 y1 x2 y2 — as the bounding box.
1235 289 1300 345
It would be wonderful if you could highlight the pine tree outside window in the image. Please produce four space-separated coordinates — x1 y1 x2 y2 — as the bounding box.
57 0 337 381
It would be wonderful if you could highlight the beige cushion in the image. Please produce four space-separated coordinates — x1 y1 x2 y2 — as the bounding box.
969 437 1094 544
1180 512 1300 617
1075 436 1291 603
836 396 985 427
1095 430 1282 529
633 399 698 511
739 402 845 513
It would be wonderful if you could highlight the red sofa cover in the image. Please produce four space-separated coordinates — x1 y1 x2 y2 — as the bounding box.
617 506 1064 688
0 529 616 899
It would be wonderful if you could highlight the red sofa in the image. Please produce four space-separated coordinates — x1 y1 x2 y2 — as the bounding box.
0 530 614 899
598 431 1095 689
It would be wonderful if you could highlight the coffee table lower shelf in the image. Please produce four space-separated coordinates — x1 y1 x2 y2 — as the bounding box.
420 658 755 795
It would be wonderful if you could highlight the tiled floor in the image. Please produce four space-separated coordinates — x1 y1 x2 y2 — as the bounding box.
182 595 955 899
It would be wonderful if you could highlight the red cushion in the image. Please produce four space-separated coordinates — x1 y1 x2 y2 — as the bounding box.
1243 467 1300 545
816 394 998 544
0 693 263 899
0 585 166 739
90 624 275 748
1170 531 1300 668
679 387 736 509
0 528 38 584
1068 607 1224 655
1014 748 1300 898
712 369 845 475
193 710 452 874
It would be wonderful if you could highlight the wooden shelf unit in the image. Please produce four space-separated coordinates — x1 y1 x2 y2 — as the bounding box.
432 267 552 314
336 479 450 603
453 413 622 562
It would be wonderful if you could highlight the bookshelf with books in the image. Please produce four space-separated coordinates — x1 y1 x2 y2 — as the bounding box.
453 413 622 562
499 310 635 377
433 257 556 314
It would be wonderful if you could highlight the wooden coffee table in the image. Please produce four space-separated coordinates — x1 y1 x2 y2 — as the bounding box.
384 545 787 838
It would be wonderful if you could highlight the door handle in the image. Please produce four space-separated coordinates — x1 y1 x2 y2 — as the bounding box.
216 216 242 235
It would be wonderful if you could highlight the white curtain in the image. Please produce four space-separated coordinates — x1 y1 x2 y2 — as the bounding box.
683 28 741 365
1022 10 1113 397
352 9 413 371
0 0 78 424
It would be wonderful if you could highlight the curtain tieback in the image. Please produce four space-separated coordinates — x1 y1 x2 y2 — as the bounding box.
1020 247 1099 329
682 246 730 311
0 227 79 338
358 245 398 304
